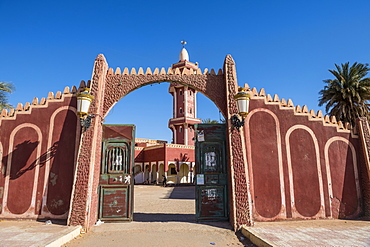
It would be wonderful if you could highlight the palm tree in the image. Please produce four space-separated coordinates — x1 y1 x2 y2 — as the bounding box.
318 62 370 126
0 81 15 110
202 118 220 124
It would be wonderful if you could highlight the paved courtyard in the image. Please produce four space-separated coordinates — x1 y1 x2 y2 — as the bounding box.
243 218 370 247
65 185 252 247
0 185 369 246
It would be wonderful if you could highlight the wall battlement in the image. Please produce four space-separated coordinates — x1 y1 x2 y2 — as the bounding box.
245 83 357 136
107 66 223 76
0 80 90 122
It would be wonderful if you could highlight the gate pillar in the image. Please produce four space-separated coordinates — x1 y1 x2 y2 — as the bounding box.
224 55 253 229
68 54 108 230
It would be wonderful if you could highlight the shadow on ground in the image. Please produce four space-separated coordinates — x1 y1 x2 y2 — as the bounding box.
134 213 195 222
133 213 256 245
134 213 237 230
160 186 195 200
36 219 67 226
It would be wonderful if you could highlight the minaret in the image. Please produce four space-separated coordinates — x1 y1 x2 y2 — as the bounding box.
168 42 201 145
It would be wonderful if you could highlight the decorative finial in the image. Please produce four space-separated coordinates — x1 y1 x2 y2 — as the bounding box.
181 40 187 47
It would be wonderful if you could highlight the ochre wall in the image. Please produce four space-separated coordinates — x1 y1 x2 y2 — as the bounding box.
245 93 365 221
0 89 79 220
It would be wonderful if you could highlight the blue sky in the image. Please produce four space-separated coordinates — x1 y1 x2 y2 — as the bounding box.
1 0 370 142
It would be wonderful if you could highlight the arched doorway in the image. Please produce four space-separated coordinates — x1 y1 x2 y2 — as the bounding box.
179 163 190 183
133 164 143 184
158 163 165 184
167 163 177 184
144 164 150 183
68 54 251 231
151 163 157 184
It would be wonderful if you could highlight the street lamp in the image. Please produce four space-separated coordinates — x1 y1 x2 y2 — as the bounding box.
231 87 250 130
76 88 95 131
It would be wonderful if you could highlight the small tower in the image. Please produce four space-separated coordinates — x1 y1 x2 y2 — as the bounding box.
168 42 201 145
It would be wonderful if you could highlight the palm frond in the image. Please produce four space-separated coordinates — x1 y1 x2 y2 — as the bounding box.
318 62 370 126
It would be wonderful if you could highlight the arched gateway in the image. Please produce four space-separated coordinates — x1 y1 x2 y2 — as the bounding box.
67 53 252 230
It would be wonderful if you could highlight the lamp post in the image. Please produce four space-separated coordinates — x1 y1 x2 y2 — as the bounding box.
231 87 250 130
76 88 95 131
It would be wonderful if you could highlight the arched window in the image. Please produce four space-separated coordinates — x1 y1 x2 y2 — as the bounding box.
169 164 177 175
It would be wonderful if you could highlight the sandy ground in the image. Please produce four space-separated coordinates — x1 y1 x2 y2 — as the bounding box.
65 185 255 247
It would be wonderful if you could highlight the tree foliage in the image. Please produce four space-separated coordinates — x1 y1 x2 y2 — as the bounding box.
0 81 15 110
202 118 222 124
318 62 370 126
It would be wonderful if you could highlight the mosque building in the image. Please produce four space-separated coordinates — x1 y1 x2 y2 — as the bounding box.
133 45 201 185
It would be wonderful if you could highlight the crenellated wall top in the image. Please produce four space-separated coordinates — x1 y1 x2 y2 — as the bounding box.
244 83 357 135
0 80 90 121
107 66 223 76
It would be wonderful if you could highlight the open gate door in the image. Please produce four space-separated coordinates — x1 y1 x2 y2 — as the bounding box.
195 124 229 221
99 124 135 221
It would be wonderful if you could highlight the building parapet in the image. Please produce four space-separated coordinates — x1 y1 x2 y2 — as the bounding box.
166 143 195 149
244 83 357 137
107 66 223 76
0 81 94 126
140 144 165 151
135 138 167 144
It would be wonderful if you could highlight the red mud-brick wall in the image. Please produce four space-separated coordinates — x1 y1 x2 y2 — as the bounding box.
134 148 145 162
165 145 195 171
140 146 166 162
357 118 370 217
134 144 195 173
245 95 364 221
0 90 79 220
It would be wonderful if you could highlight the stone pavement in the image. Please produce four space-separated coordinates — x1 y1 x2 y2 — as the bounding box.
242 219 370 247
65 221 252 247
65 185 252 247
0 220 81 247
1 186 370 247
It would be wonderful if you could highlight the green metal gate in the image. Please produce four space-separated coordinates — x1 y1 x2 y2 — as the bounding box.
99 124 135 221
195 124 229 221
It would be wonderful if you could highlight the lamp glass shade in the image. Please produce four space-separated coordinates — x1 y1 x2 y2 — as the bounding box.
76 91 94 117
234 91 250 118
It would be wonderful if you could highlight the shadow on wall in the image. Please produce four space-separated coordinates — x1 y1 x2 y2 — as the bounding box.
339 146 359 218
2 140 39 179
4 141 59 180
1 104 78 217
174 153 190 162
45 108 78 216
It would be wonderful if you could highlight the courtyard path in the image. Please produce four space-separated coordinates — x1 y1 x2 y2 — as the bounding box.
65 185 253 247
